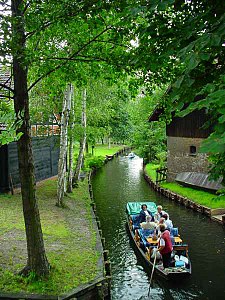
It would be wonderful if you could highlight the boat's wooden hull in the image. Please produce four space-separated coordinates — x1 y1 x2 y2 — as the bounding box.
126 216 191 280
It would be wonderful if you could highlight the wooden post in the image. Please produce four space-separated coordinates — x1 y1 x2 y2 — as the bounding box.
9 174 14 195
222 215 225 225
104 261 111 276
103 250 109 261
101 237 105 248
96 283 104 299
106 275 112 295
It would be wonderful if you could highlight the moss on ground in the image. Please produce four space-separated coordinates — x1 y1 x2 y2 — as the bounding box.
0 178 100 295
145 163 225 209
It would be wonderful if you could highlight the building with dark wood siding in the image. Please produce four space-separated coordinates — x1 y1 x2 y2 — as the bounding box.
149 109 212 182
0 135 60 193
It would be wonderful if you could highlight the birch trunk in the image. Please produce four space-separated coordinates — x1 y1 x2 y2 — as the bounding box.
57 84 72 206
67 85 74 193
12 0 49 276
108 136 111 149
73 89 87 186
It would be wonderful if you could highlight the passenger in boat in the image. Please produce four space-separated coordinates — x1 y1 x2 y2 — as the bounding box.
163 213 173 231
157 224 173 268
140 215 156 230
154 205 169 223
138 204 154 223
156 217 167 235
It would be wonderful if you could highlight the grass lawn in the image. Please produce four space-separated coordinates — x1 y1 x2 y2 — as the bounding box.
145 163 225 209
74 143 126 157
0 178 101 295
92 144 125 156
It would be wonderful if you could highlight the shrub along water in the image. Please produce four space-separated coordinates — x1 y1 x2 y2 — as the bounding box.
74 144 126 171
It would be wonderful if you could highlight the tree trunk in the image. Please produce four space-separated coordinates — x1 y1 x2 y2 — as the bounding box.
108 136 111 149
57 84 72 206
73 88 87 186
67 85 74 193
12 0 49 276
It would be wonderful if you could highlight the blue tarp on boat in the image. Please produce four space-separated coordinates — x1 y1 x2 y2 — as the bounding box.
126 202 157 215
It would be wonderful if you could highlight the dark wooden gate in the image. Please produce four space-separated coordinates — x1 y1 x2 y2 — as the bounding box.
156 167 167 184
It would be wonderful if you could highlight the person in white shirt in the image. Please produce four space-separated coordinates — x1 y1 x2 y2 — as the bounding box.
163 213 173 231
154 205 169 223
156 217 167 235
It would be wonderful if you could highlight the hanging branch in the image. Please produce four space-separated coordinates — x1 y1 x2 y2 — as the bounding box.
0 94 14 99
23 2 31 14
43 55 108 62
0 82 14 93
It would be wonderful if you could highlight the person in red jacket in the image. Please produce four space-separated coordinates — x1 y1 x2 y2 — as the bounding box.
157 224 173 268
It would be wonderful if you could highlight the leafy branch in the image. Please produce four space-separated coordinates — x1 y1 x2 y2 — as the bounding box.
28 26 112 91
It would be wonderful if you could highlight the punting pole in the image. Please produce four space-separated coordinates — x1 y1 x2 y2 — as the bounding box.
147 253 157 299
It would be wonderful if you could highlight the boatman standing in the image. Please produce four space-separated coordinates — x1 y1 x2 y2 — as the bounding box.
157 224 173 268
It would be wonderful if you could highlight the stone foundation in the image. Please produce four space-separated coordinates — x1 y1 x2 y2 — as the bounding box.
167 136 209 182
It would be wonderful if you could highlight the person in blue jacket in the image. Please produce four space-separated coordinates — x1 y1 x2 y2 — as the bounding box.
139 204 154 224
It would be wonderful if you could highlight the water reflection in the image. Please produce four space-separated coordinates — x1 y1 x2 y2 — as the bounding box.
92 156 225 300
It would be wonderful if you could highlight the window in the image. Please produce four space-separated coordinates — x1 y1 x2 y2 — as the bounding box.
190 145 197 156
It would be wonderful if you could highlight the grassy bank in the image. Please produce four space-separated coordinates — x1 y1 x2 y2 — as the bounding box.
145 163 225 209
92 144 125 156
0 178 100 295
74 143 126 157
145 163 159 182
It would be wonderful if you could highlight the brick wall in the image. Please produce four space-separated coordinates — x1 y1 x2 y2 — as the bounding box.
167 136 209 182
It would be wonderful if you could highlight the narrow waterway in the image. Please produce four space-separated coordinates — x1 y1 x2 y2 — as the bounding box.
91 155 225 300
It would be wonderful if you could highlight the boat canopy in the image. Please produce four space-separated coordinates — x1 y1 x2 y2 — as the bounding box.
126 202 157 215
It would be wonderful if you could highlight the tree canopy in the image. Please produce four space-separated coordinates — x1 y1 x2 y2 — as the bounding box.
0 0 225 279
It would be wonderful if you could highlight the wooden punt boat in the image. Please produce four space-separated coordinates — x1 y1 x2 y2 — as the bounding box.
126 202 192 280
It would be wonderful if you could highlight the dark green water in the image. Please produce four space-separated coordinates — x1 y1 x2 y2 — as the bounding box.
91 155 225 300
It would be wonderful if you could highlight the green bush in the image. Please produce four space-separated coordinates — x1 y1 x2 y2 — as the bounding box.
155 151 167 168
85 156 105 170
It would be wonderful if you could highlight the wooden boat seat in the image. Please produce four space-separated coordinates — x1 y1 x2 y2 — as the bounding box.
146 236 183 245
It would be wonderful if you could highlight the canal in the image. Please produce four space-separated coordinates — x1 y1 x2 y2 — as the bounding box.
91 155 225 300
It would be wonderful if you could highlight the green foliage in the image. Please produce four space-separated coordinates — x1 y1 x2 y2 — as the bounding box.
85 155 105 170
131 1 225 180
84 78 133 146
0 110 23 146
129 88 166 162
155 151 167 168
